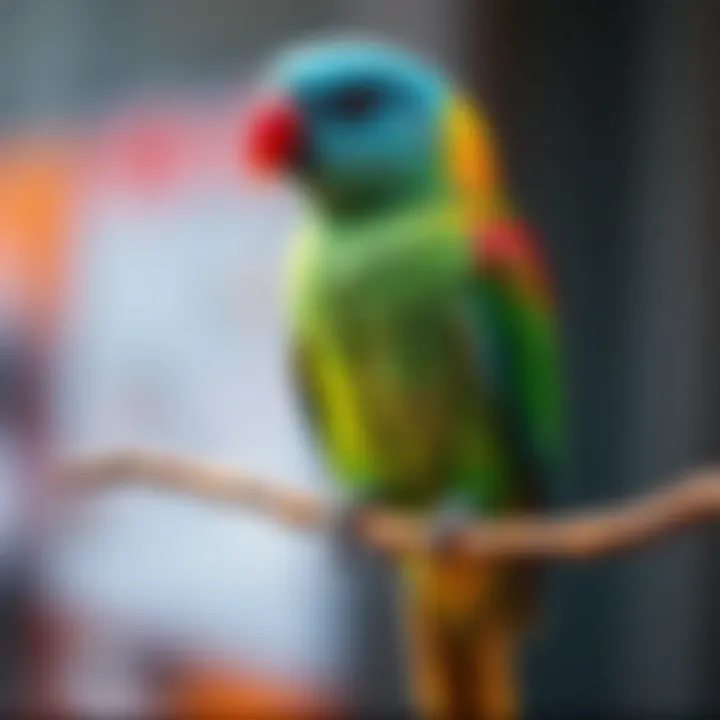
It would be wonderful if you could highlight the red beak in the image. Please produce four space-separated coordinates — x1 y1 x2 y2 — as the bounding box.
240 95 304 177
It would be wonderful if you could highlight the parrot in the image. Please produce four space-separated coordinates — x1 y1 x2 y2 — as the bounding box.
240 39 565 719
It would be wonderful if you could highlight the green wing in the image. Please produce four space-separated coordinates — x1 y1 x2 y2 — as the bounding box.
471 218 566 508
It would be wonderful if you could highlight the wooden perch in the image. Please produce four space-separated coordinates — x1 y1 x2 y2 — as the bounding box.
59 448 720 561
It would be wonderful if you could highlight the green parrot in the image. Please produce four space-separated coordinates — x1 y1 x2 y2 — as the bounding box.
241 40 564 719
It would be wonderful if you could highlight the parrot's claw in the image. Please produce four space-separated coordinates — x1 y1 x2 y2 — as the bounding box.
425 505 477 554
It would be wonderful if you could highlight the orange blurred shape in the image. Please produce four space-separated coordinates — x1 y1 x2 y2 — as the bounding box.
0 138 78 335
166 661 341 719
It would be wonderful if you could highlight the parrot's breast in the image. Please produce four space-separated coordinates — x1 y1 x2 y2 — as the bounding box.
303 227 497 499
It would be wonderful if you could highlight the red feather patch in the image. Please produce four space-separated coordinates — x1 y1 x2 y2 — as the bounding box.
474 220 554 306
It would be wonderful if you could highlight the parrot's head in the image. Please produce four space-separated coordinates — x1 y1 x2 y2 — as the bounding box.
240 38 502 217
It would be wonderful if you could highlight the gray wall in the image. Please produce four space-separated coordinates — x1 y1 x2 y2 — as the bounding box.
622 0 720 712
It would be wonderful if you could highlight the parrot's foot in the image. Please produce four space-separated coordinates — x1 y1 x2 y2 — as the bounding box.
425 504 477 554
326 495 374 554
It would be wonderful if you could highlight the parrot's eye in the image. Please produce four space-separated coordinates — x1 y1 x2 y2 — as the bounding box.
326 83 384 121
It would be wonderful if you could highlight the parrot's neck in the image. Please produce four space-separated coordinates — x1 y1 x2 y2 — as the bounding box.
303 163 511 233
305 170 444 226
307 192 510 243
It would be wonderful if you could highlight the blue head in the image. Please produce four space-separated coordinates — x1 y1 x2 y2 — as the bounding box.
242 39 450 213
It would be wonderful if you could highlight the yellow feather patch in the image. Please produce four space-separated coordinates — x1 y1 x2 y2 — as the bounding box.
285 225 373 480
317 342 369 475
404 555 500 625
445 95 509 223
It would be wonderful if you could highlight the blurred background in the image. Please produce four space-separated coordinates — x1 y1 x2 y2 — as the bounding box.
0 0 718 715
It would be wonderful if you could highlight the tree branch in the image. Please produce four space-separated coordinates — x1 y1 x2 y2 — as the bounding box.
60 448 720 561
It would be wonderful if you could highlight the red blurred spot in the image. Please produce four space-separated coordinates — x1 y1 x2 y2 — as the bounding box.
92 111 201 198
122 126 183 189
